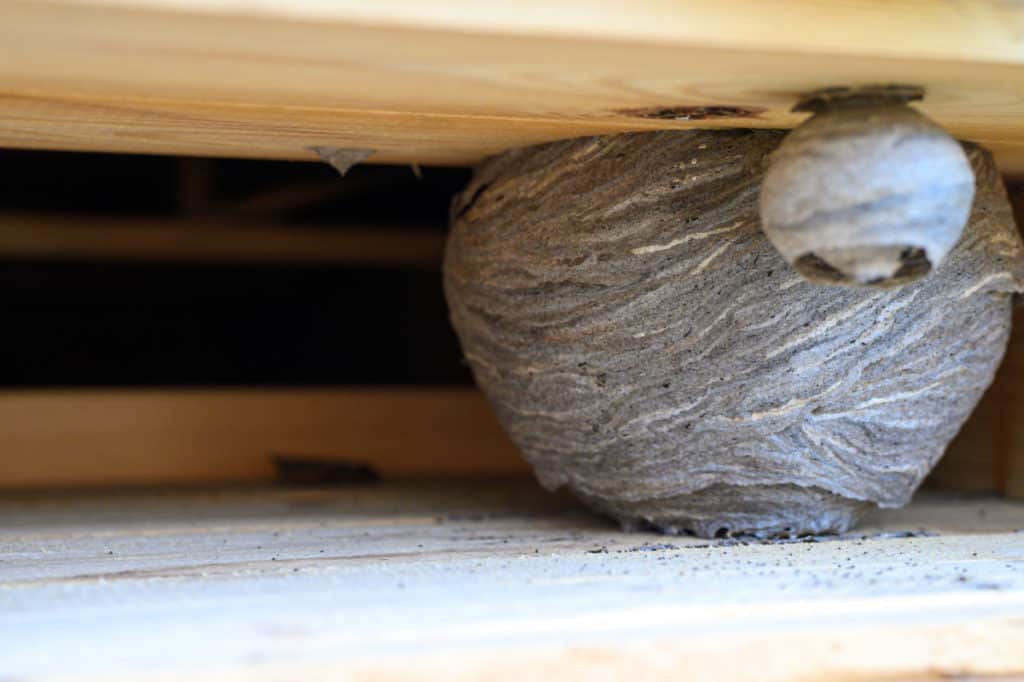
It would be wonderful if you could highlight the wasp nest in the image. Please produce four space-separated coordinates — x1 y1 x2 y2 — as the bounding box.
444 130 1023 537
760 86 975 287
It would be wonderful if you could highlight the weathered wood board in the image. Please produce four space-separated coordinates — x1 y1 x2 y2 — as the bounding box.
5 1 1024 172
0 384 1018 498
0 214 444 267
0 388 527 488
1 481 1023 681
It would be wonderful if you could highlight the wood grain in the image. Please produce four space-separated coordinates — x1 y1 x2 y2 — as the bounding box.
5 1 1024 172
1 481 1023 681
0 388 526 489
0 213 444 266
0 383 1016 497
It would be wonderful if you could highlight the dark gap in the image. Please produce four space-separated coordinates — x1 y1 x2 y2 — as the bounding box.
0 148 473 387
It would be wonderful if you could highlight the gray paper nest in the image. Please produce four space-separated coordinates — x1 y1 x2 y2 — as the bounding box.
443 130 1024 538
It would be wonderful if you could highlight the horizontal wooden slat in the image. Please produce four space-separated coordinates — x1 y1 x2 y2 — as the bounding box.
0 382 1017 496
4 1 1024 172
0 388 526 489
0 91 697 166
2 482 1024 681
63 0 1024 63
0 214 444 266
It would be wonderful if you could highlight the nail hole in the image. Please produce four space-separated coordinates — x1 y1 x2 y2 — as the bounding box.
615 105 764 121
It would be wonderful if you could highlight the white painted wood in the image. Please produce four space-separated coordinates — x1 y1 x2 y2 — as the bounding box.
1 481 1023 681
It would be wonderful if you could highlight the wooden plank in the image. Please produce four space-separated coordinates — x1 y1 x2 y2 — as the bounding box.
0 388 525 489
53 0 1024 62
0 214 444 266
4 1 1024 172
0 91 698 166
1 481 1023 681
0 382 1017 493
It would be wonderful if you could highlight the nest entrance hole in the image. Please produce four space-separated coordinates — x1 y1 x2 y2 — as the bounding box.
794 246 932 287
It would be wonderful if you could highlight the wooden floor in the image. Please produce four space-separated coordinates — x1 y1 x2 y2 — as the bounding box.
6 1 1024 173
2 479 1023 681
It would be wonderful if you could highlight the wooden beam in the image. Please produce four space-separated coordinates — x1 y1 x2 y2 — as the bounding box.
0 214 444 267
0 382 1016 495
4 1 1024 172
45 0 1024 62
2 482 1024 681
0 388 525 489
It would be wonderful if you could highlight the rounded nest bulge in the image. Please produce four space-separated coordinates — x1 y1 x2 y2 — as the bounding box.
443 130 1023 538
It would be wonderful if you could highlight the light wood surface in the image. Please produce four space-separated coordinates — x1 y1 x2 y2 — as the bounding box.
0 388 526 489
1 481 1023 681
5 1 1024 172
0 214 444 266
0 382 1017 495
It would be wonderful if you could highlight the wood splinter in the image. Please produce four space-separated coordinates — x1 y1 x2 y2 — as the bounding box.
444 128 1024 538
